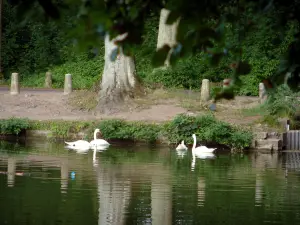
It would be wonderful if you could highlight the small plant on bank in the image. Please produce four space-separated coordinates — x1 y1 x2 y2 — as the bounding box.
0 118 30 135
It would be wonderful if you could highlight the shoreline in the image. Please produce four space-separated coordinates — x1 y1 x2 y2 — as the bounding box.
0 116 253 151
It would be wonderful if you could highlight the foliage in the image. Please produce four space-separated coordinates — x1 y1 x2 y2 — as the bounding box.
0 116 252 149
265 85 300 117
98 120 161 143
30 120 92 138
20 55 104 89
164 114 253 150
2 0 300 97
10 0 300 100
0 118 30 135
2 0 104 90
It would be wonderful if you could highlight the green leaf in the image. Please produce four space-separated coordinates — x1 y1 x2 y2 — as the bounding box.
166 11 180 25
236 61 251 75
151 45 171 67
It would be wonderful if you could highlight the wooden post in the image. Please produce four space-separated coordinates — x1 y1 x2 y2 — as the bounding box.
45 72 52 88
64 74 72 95
10 72 20 95
200 79 210 102
259 82 267 103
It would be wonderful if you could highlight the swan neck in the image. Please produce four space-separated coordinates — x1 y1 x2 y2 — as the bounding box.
94 130 98 140
192 135 196 150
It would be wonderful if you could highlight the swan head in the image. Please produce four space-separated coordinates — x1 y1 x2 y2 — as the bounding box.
181 140 185 145
95 128 100 133
192 134 196 138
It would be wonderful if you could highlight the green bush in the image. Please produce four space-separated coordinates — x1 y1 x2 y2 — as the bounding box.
98 120 161 143
21 55 104 89
30 120 92 138
164 114 253 150
265 85 300 117
0 118 30 135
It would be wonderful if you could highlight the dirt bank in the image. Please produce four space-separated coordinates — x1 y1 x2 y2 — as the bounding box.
0 87 266 130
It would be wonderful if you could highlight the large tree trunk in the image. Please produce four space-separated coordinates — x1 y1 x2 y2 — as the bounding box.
97 34 141 114
156 8 179 67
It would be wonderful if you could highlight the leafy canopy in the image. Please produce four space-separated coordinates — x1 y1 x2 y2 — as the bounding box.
8 0 300 100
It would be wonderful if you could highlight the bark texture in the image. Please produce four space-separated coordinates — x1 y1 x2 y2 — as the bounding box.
156 8 179 67
97 34 141 114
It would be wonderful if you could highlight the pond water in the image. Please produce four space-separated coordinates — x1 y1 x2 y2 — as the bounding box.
0 139 300 225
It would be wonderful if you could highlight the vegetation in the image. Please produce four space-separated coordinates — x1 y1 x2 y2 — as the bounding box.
0 115 253 150
242 84 300 128
0 118 30 135
165 114 253 150
2 0 300 98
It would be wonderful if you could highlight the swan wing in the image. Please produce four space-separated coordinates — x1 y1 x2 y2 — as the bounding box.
65 140 91 150
90 139 110 146
195 146 216 153
65 140 90 146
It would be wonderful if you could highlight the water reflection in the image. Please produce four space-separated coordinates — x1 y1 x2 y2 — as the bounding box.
191 152 216 171
7 157 16 187
197 177 206 207
1 141 300 225
60 159 69 194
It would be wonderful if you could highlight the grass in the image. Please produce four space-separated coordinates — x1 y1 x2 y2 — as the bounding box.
241 105 269 117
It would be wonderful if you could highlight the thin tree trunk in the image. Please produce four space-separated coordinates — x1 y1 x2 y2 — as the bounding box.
0 0 2 81
156 8 179 67
97 34 141 114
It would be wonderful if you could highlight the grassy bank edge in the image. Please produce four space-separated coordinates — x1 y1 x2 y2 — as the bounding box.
0 115 253 151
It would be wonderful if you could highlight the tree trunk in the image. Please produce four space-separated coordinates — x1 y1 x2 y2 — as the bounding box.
0 0 3 82
97 34 141 114
156 8 179 67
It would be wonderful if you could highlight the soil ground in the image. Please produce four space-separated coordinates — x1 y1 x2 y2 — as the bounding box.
0 86 269 131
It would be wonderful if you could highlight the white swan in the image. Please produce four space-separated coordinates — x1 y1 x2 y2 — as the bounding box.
192 134 216 154
176 140 188 150
65 140 91 151
90 128 110 148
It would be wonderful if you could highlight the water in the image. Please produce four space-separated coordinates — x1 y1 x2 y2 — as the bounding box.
1 140 300 225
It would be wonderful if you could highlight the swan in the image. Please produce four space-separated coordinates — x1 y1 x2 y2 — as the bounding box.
192 134 216 154
176 140 188 150
90 128 110 148
65 140 91 151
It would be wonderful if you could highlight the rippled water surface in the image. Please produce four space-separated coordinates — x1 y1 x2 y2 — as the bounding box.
1 140 300 225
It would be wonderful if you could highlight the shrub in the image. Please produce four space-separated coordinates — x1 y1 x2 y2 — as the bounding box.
0 118 30 135
164 114 253 150
30 120 92 138
21 56 103 90
98 120 161 143
264 85 300 118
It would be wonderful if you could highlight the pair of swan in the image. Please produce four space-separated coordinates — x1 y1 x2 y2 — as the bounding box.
176 134 216 154
65 128 110 152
